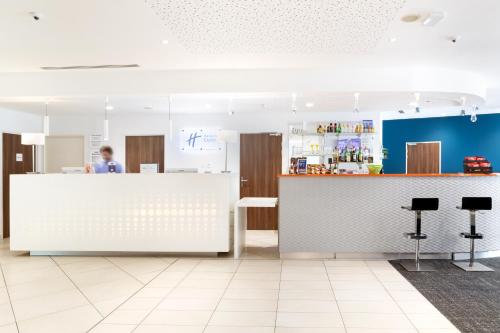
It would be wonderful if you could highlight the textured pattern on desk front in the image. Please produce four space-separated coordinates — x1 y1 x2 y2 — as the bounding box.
279 177 500 253
10 174 230 252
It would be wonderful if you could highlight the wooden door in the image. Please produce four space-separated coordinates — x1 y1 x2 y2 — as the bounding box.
406 142 440 174
2 133 33 238
125 135 165 173
240 133 282 230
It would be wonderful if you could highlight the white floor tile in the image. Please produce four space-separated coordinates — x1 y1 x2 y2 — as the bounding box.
208 311 276 327
228 279 280 290
120 297 160 310
279 289 334 301
278 299 339 313
223 288 279 300
11 288 89 321
168 288 225 299
276 328 346 333
280 280 332 290
0 324 18 333
90 324 135 333
157 298 219 311
406 313 457 330
334 290 392 301
233 272 281 280
135 325 204 333
103 308 151 324
342 313 414 329
205 326 274 333
216 299 277 312
276 312 344 328
142 310 212 325
346 329 416 333
178 278 231 289
338 300 402 314
0 303 16 326
16 304 102 333
397 300 441 314
280 273 329 281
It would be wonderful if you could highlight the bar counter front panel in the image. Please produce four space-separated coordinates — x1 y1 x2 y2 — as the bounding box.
10 173 230 254
279 174 500 257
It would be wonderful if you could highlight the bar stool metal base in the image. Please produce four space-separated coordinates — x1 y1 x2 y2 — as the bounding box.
400 260 436 272
452 261 494 272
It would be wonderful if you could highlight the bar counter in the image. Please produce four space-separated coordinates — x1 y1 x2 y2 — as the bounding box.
279 173 500 259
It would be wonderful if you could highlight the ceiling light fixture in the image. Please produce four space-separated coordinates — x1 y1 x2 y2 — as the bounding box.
144 106 153 110
291 93 297 114
43 101 50 136
305 102 314 108
389 37 398 43
227 97 235 116
161 39 169 45
422 12 446 27
103 97 110 141
460 96 467 116
105 104 114 111
413 92 421 113
168 95 173 142
353 92 360 113
401 14 420 23
470 106 478 123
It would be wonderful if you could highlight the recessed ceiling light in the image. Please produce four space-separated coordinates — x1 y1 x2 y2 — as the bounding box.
422 12 446 27
161 39 169 45
205 103 212 108
228 110 234 116
144 106 153 110
305 102 314 108
390 37 398 43
401 14 420 23
105 105 114 111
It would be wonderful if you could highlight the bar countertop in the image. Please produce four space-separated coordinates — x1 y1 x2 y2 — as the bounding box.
279 173 498 177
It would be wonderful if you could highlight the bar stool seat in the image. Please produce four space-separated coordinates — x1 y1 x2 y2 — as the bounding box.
400 198 439 272
453 197 494 272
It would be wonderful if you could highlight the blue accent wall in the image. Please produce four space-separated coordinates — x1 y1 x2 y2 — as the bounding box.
382 114 500 174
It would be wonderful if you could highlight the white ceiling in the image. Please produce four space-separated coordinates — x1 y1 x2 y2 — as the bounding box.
145 0 406 54
0 91 483 116
1 0 499 114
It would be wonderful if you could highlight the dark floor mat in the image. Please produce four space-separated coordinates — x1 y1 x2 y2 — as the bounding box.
390 258 500 333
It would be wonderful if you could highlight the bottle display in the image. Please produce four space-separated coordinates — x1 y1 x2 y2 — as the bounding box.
289 119 377 175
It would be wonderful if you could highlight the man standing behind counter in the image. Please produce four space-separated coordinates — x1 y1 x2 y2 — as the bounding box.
85 145 124 173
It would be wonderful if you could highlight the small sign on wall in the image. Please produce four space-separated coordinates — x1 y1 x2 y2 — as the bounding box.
16 153 23 162
179 128 223 152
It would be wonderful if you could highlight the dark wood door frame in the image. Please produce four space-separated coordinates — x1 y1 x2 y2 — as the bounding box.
2 133 33 238
406 141 441 174
240 132 282 230
125 135 165 173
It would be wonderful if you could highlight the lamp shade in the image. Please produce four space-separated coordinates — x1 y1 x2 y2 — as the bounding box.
217 130 238 143
21 133 45 146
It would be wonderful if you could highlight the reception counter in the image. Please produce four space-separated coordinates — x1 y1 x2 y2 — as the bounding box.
10 173 231 254
279 173 500 258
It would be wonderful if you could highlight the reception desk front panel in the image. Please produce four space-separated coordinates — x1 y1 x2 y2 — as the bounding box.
10 174 230 254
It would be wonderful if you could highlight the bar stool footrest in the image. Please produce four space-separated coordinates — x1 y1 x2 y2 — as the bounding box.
460 232 483 239
403 232 427 240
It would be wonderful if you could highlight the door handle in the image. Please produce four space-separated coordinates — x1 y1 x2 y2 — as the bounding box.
240 177 248 187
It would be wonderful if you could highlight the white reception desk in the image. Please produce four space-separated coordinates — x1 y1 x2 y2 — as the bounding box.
10 173 231 255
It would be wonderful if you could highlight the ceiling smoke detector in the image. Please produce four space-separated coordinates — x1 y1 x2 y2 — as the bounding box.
401 14 420 23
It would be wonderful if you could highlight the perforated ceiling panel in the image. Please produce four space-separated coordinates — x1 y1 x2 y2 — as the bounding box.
145 0 407 54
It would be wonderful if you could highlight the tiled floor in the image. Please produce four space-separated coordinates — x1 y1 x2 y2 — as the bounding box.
0 232 459 333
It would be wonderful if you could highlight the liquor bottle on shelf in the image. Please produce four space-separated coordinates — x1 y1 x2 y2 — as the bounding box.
333 123 337 133
363 146 369 163
346 148 351 162
358 148 363 163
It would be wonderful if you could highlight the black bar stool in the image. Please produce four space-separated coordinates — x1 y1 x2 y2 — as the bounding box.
453 197 494 272
400 198 439 271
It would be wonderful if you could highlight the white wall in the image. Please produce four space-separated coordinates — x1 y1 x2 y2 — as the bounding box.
0 108 43 238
